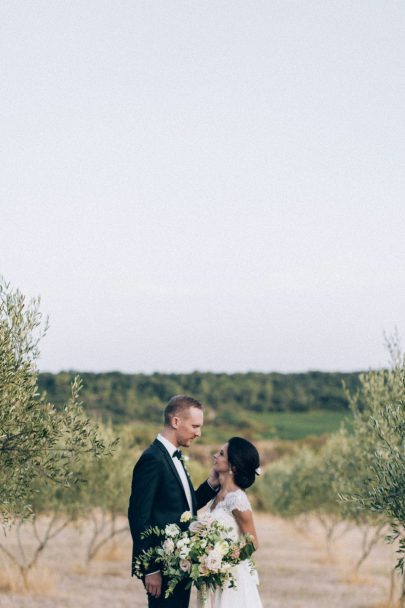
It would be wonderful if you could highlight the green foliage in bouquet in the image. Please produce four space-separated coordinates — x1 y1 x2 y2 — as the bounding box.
134 511 256 600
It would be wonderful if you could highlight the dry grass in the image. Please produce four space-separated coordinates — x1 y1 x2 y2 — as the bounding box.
0 514 402 608
343 571 375 586
24 568 55 595
0 563 55 595
93 540 130 562
0 563 21 593
70 562 91 576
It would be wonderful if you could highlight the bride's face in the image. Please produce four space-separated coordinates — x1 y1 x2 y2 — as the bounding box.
213 443 229 473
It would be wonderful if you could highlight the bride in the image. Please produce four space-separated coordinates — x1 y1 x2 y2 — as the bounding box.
197 437 263 608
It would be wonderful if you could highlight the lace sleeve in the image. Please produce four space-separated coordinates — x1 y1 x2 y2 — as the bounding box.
225 490 252 512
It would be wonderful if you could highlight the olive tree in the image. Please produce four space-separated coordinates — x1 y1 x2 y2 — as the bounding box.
0 445 95 588
341 348 405 561
0 279 116 589
0 279 111 524
81 425 133 562
256 443 348 555
339 341 405 604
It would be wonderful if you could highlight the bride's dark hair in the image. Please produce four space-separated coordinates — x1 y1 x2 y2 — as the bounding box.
227 437 260 490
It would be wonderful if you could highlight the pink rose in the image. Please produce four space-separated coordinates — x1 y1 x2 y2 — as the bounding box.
205 549 222 572
180 559 191 572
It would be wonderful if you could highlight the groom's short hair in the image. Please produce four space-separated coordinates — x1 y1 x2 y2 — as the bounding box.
164 395 203 426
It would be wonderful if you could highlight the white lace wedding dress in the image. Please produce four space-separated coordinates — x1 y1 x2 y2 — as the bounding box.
197 489 263 608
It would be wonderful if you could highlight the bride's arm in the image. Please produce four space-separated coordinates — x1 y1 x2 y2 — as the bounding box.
232 508 259 550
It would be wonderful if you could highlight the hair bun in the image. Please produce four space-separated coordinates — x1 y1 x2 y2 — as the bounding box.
227 437 260 490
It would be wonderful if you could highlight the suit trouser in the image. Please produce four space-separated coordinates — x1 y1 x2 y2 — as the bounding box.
147 577 191 608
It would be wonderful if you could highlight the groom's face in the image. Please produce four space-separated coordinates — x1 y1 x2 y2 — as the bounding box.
173 406 204 448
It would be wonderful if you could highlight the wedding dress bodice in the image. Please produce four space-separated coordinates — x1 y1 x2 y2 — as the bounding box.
196 489 263 608
208 489 252 540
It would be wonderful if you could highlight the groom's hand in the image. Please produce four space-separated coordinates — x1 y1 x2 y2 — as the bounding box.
207 466 220 489
145 571 162 598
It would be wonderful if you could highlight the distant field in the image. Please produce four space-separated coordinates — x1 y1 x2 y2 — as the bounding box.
125 409 351 447
170 409 352 446
251 409 350 440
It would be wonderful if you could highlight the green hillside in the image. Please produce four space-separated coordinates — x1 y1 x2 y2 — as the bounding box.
38 371 359 440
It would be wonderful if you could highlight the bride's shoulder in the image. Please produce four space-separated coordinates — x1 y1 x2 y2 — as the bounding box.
224 489 252 512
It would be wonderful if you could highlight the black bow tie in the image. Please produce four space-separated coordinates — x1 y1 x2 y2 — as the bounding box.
173 449 182 460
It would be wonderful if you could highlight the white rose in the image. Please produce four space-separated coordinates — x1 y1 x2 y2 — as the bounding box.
200 513 215 527
163 539 175 554
180 511 191 523
179 546 190 559
165 523 180 537
214 540 229 556
189 512 215 534
205 549 222 572
189 520 201 533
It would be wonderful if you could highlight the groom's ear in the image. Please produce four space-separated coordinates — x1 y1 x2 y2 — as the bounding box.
171 415 180 429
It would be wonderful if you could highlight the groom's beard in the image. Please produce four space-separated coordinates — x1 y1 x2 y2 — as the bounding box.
185 438 199 447
178 435 200 448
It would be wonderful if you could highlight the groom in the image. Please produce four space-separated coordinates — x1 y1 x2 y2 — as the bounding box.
128 395 219 607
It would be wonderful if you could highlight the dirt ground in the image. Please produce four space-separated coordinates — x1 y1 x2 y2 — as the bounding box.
0 513 401 608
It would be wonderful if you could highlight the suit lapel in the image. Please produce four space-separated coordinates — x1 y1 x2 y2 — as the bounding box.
187 471 198 514
176 454 198 515
153 439 192 509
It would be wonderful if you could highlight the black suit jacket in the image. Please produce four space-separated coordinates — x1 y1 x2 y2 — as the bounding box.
128 439 217 575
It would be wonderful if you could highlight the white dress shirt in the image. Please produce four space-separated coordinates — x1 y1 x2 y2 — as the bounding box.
157 434 193 512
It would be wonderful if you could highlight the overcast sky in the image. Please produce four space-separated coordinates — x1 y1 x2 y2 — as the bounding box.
1 1 405 374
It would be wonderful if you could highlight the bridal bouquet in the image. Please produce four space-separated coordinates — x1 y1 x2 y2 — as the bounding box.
134 510 256 599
